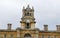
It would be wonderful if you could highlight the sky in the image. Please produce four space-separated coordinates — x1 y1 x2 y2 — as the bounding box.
0 0 60 30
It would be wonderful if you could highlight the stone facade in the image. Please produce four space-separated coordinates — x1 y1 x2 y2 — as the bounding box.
0 5 60 38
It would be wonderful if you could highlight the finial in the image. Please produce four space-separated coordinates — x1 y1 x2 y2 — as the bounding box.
23 6 25 9
32 6 34 9
26 4 30 9
27 4 29 8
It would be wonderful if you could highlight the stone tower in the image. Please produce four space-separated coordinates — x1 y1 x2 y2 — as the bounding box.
20 5 36 29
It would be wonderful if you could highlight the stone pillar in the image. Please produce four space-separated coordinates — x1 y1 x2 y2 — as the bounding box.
44 24 48 31
35 31 39 38
7 23 12 30
36 34 39 38
31 23 35 29
16 28 20 38
56 25 60 32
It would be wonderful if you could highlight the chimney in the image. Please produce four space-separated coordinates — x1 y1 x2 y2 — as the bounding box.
7 23 12 30
56 25 60 32
44 24 48 31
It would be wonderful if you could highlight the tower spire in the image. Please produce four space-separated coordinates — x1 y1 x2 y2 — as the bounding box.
23 6 25 9
27 4 29 8
26 4 30 9
21 5 36 29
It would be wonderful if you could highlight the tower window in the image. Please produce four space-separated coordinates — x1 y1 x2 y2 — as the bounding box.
30 13 31 16
25 13 31 16
25 13 26 16
27 13 29 16
26 23 30 29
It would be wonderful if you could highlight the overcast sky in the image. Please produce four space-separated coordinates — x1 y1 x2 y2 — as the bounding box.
0 0 60 30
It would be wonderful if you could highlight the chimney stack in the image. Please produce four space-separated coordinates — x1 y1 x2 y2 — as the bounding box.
44 24 48 31
7 23 12 30
56 25 60 32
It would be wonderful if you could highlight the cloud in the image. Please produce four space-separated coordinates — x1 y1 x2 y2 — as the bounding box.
0 0 60 30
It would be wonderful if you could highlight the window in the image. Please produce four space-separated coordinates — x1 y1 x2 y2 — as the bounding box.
10 34 13 38
25 13 31 16
27 13 29 16
54 35 56 38
25 13 26 16
48 35 50 38
4 34 6 38
30 13 31 16
0 35 1 38
26 23 30 29
25 13 29 16
42 35 44 38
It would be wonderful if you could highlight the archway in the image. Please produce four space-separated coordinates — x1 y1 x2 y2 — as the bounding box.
24 34 31 38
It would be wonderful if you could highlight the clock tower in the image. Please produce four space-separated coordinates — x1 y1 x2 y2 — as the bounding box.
20 5 36 29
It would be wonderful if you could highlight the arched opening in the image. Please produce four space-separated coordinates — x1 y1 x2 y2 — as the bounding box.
25 12 31 16
24 34 31 38
25 23 30 29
